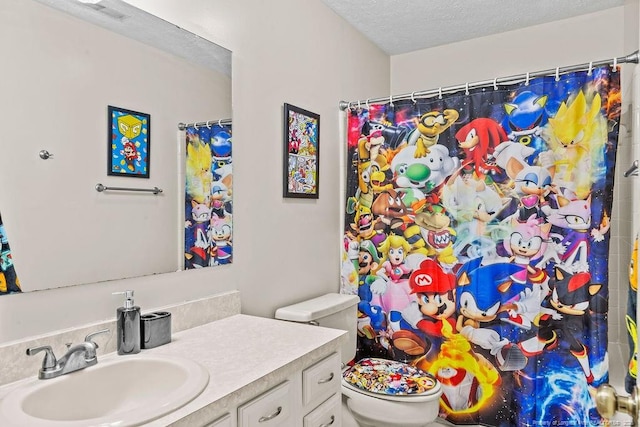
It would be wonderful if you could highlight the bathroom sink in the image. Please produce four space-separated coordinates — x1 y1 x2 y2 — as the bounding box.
0 353 209 427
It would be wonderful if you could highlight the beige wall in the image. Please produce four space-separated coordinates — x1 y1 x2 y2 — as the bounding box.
389 6 638 344
123 0 391 319
390 7 628 94
3 0 635 346
0 0 389 342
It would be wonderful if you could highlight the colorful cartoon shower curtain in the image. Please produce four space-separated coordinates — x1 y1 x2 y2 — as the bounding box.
0 213 20 295
341 67 621 426
184 123 233 269
625 235 638 393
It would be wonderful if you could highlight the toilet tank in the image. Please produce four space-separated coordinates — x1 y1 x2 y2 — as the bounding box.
275 293 359 366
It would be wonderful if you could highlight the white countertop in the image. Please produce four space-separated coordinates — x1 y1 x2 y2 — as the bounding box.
147 314 346 425
0 314 346 426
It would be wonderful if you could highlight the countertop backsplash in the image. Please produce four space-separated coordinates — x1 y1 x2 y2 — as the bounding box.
0 290 241 386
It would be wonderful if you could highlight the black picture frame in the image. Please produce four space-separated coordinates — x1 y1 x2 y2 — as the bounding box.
283 103 320 199
107 105 151 178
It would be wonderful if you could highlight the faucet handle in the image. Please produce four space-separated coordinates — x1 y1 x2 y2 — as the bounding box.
26 345 57 370
85 328 110 348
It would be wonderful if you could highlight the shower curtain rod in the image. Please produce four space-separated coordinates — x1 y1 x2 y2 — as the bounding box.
338 50 639 111
177 118 232 130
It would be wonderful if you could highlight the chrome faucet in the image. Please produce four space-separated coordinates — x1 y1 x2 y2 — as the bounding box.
26 329 110 380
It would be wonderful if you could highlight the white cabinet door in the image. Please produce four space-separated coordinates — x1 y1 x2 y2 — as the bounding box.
238 381 295 427
302 352 341 407
303 394 341 427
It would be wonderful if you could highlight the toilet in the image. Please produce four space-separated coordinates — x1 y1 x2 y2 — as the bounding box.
275 293 442 427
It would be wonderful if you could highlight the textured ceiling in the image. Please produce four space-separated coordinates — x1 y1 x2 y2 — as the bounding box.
31 0 626 71
31 0 231 77
322 0 625 55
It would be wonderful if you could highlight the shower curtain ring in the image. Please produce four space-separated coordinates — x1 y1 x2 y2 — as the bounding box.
613 57 618 72
194 122 199 130
525 72 530 86
389 95 394 107
493 78 498 90
206 121 211 129
438 87 443 99
218 119 223 127
411 92 417 104
357 100 361 109
365 98 370 109
465 82 469 95
588 61 593 76
555 67 560 82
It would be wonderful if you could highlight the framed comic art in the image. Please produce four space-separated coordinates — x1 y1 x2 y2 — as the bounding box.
283 103 320 199
108 105 150 178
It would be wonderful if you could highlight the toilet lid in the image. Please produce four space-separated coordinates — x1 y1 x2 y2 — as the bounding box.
342 358 439 397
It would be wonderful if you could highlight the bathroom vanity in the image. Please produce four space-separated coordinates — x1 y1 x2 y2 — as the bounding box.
144 314 345 426
0 291 346 426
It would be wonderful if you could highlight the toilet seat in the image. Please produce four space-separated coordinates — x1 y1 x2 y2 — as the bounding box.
342 358 441 402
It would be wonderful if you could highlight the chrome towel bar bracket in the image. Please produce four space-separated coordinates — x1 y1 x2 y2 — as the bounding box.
624 160 639 178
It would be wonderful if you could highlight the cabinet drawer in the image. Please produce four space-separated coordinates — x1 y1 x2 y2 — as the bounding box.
204 413 231 427
303 393 341 427
303 352 341 406
238 381 294 427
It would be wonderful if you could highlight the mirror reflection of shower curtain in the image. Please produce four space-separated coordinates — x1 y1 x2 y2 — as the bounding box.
184 124 233 269
0 213 21 295
341 67 620 426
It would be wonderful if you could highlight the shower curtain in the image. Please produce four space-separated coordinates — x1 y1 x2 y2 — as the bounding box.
625 234 638 393
0 213 20 295
184 123 233 269
341 67 621 426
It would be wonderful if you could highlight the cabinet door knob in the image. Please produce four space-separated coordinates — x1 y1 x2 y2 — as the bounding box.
318 372 334 384
258 406 282 423
319 415 335 427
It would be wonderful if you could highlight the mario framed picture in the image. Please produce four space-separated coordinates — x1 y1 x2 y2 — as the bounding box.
283 103 320 199
107 105 151 178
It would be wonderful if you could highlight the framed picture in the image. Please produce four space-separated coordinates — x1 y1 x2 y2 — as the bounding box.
108 105 150 178
283 103 320 198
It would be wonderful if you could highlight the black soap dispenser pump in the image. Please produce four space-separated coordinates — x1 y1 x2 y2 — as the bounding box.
113 290 141 355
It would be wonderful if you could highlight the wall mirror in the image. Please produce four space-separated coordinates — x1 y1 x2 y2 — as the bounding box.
0 0 232 294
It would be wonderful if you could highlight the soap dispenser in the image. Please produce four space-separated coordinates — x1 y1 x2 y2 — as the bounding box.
113 290 141 355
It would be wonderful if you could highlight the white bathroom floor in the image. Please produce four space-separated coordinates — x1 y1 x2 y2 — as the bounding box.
342 343 635 427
